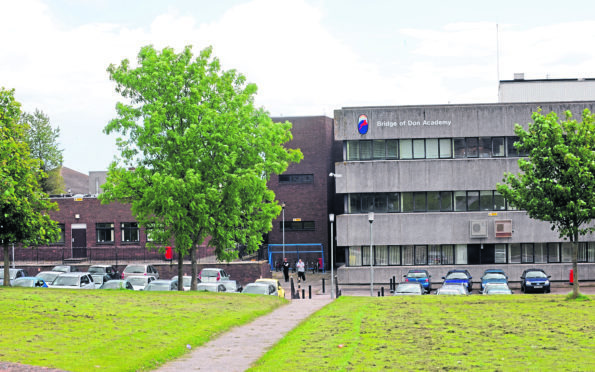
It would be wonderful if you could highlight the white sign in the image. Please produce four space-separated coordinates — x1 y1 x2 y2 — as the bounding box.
376 120 452 127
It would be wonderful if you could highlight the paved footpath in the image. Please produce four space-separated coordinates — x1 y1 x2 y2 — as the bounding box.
155 293 332 372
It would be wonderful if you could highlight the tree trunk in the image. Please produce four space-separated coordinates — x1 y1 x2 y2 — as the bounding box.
177 249 184 291
3 243 10 286
190 245 197 291
571 237 580 299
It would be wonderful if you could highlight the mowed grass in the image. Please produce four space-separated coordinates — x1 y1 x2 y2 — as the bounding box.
0 287 284 371
251 295 594 371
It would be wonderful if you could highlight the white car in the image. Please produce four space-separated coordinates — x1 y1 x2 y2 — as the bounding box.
241 283 277 296
196 283 227 292
50 272 95 289
36 271 64 287
198 268 230 282
127 275 157 291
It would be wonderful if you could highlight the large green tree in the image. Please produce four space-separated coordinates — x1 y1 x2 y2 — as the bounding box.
0 88 60 285
21 109 65 194
100 46 302 290
497 108 595 299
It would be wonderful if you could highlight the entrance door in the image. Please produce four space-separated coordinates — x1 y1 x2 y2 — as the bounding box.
72 228 87 258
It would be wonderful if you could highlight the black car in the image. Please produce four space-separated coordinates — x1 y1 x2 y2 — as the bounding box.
88 265 120 280
520 269 551 293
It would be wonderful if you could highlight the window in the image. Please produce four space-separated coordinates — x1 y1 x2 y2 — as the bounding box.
348 246 362 266
467 191 480 211
561 242 572 262
402 245 414 265
280 221 315 231
96 223 114 243
401 193 414 213
413 192 426 212
346 141 359 160
388 246 401 265
588 243 595 263
362 194 374 212
534 243 547 263
455 244 467 264
387 193 400 212
454 191 467 211
480 191 493 211
442 245 454 265
466 137 478 157
495 244 507 263
454 138 466 158
494 192 506 210
279 174 313 184
349 194 361 214
121 222 140 243
522 243 534 263
479 137 492 158
375 245 388 265
415 245 427 265
374 194 388 213
360 140 372 160
509 243 521 263
426 139 439 159
439 138 452 158
427 192 440 212
362 245 371 265
440 192 453 211
386 140 398 159
400 139 413 159
373 140 386 159
548 243 560 262
413 139 425 158
492 137 505 157
428 245 441 265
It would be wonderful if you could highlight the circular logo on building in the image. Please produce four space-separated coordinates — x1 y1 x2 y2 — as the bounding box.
358 114 369 135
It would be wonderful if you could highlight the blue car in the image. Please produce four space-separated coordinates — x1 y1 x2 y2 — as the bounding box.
12 277 49 288
403 269 432 293
480 269 508 292
521 269 551 293
442 269 473 292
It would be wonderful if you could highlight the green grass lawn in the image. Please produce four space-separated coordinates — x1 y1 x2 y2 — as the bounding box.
0 287 284 371
251 295 594 372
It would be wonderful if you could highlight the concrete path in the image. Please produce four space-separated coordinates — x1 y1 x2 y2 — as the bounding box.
155 273 333 372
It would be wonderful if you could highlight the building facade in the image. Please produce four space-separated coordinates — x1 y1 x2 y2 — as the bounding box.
333 102 595 283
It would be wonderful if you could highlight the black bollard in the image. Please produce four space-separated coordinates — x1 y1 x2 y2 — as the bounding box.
309 285 312 299
392 276 396 290
302 288 305 299
322 278 325 293
389 277 393 292
381 287 384 296
378 290 380 297
290 277 297 299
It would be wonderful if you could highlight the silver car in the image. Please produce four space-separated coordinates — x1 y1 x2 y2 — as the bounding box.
122 264 159 280
127 275 156 291
242 283 277 296
51 272 95 289
393 282 424 295
36 271 64 286
198 268 230 283
144 279 178 291
196 283 227 292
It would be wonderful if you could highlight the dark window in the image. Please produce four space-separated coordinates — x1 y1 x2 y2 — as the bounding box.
492 137 505 157
96 223 114 243
440 192 453 211
466 138 479 158
279 174 314 184
386 140 398 159
121 222 140 243
280 221 315 231
360 141 372 160
387 193 400 212
413 192 427 212
373 140 386 159
454 138 466 158
467 191 480 211
479 137 492 158
479 191 493 211
349 194 361 213
401 193 414 212
427 191 440 212
507 136 520 157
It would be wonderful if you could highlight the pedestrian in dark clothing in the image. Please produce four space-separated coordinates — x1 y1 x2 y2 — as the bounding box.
282 257 290 282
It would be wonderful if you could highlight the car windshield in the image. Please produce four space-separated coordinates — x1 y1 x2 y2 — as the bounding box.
483 273 506 280
37 272 60 283
52 266 70 272
128 277 147 286
88 267 105 274
446 272 468 280
407 272 427 278
243 285 267 294
9 270 21 279
201 269 219 277
53 276 79 286
146 282 171 291
526 271 547 278
124 265 145 273
396 284 421 293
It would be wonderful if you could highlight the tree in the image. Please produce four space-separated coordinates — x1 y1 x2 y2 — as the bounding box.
20 109 64 194
100 46 302 290
0 88 60 286
497 108 595 299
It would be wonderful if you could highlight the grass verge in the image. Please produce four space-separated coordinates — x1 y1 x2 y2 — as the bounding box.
0 288 284 371
250 295 594 371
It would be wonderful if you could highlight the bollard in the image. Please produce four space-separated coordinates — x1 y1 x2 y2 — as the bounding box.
309 285 312 299
378 290 380 297
392 275 396 290
381 287 384 296
389 277 393 292
322 278 325 293
302 289 305 299
290 277 296 299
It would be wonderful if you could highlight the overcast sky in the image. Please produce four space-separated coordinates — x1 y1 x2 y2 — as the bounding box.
3 0 595 174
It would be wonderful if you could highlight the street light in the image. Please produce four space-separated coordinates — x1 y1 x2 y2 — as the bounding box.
329 213 335 299
368 211 374 297
282 202 286 260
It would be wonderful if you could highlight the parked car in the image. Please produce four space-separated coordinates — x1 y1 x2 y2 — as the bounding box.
393 282 424 295
242 282 277 296
442 269 473 292
483 283 513 295
12 277 49 288
220 280 242 293
36 271 64 286
121 264 159 280
171 275 200 291
127 275 157 291
91 274 112 289
0 268 28 286
520 269 551 293
51 265 80 273
255 278 283 298
480 269 508 292
403 269 432 293
436 284 469 295
51 272 95 289
144 279 178 291
198 268 230 283
100 280 134 290
88 265 119 280
196 283 227 292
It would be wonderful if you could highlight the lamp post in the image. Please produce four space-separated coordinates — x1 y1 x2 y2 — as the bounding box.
329 213 335 299
368 212 374 297
282 202 286 260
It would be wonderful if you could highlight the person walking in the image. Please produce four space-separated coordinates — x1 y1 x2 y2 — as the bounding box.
282 257 290 282
296 258 306 282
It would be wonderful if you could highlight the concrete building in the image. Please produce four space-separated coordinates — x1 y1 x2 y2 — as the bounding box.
333 101 595 284
499 74 595 103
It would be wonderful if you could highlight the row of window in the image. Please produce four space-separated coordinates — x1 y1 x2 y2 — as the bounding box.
345 136 528 161
280 221 315 231
347 242 595 266
348 191 514 214
53 223 142 244
279 174 314 184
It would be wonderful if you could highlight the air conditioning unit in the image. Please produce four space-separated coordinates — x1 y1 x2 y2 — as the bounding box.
495 219 513 238
470 220 488 238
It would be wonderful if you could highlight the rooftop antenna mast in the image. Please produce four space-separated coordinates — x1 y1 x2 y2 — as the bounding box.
496 24 500 83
